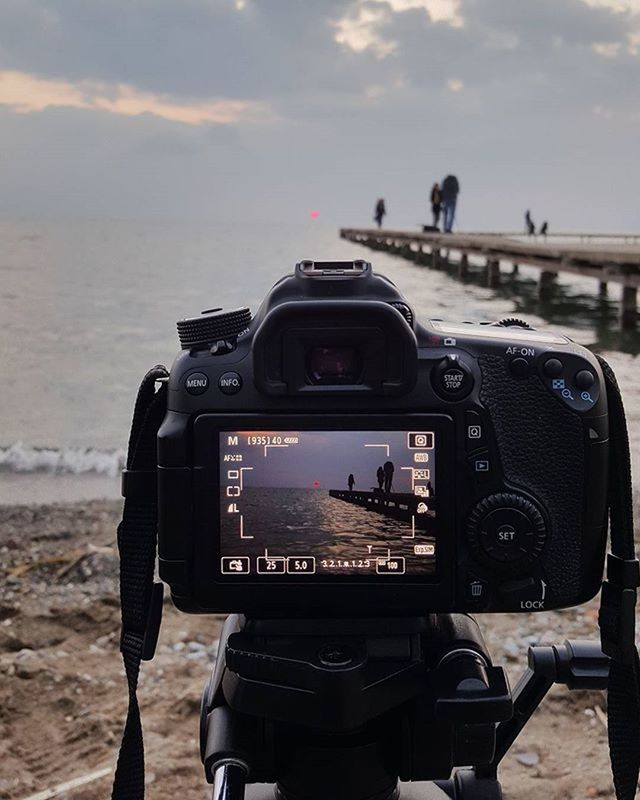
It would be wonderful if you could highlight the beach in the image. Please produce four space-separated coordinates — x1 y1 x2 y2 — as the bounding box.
1 497 639 799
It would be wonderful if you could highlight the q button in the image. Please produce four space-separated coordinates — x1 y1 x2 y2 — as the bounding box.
218 371 243 395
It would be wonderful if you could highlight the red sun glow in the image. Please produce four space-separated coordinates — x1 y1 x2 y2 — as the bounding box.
309 210 319 219
312 480 320 487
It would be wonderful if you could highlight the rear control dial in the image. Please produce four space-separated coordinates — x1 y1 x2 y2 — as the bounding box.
467 493 546 571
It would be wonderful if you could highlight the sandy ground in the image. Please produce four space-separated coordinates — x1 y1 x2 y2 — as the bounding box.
0 500 637 800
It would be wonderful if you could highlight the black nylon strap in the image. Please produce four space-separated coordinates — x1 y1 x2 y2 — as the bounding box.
597 356 640 800
112 365 169 800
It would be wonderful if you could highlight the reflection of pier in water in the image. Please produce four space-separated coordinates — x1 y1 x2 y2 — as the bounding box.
329 489 435 530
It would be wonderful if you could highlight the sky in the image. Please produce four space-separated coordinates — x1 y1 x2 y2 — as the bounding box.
0 0 639 230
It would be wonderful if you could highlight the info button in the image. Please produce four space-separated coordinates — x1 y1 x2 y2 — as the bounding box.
218 371 243 395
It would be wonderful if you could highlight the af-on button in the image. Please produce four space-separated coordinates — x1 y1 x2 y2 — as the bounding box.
218 371 243 395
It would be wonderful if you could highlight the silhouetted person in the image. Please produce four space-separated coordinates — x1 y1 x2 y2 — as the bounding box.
426 480 433 496
383 460 394 493
374 198 386 229
430 182 442 229
376 466 385 490
525 210 535 235
441 175 460 233
540 221 548 236
348 473 355 492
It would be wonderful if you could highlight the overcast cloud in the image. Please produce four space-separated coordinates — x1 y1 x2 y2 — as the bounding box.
0 0 638 230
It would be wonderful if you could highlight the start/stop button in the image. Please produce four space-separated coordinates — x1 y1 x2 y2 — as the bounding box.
432 356 474 401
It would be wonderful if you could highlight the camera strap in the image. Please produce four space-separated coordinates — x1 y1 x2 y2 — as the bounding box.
111 365 169 800
111 360 639 800
597 356 640 800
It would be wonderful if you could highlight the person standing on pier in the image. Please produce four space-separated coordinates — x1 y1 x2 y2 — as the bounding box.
376 465 384 491
374 198 386 229
525 210 536 235
348 473 355 492
430 182 442 229
441 175 459 233
383 461 395 493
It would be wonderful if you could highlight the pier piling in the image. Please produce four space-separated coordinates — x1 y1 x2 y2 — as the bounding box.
538 270 556 300
487 259 500 288
621 286 638 330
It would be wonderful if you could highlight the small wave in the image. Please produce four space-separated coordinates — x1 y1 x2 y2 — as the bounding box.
0 443 125 477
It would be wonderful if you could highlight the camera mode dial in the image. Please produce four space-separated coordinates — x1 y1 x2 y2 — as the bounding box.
466 493 546 571
177 307 252 350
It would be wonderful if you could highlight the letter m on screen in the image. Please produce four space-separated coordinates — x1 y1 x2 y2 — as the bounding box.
227 436 239 446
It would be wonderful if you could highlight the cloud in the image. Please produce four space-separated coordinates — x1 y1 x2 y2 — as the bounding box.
373 0 464 27
0 0 638 229
0 70 271 125
334 4 397 58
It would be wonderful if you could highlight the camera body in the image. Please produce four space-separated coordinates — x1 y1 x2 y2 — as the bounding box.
158 259 608 617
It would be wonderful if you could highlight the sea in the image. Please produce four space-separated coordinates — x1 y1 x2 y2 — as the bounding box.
219 487 436 576
1 217 639 505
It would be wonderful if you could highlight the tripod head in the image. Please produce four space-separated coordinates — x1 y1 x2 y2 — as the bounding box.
201 614 519 800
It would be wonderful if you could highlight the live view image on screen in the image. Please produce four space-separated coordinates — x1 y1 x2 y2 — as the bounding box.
218 430 436 578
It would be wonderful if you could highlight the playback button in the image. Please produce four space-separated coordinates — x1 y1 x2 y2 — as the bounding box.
467 450 492 482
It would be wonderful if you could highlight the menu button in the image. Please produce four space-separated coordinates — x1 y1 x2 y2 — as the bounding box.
185 372 209 395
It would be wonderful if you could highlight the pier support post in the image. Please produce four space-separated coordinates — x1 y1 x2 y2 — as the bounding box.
599 281 608 297
458 253 469 279
538 270 556 300
512 263 519 275
486 259 500 288
432 248 441 268
620 285 638 330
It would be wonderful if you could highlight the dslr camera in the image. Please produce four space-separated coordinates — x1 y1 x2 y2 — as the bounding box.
158 259 608 617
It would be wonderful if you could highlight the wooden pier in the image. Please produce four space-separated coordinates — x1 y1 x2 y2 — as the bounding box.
329 489 435 530
339 228 640 330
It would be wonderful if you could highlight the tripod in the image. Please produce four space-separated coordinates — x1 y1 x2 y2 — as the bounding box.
199 614 610 800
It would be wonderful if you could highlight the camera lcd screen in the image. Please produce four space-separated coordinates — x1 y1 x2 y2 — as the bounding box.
218 430 436 578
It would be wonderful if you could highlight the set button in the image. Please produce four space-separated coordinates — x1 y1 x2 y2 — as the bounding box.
466 493 546 570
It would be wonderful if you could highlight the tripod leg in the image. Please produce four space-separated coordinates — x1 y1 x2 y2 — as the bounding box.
212 762 247 800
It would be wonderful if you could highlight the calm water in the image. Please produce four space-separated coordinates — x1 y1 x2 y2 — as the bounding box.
0 217 638 502
220 487 436 576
